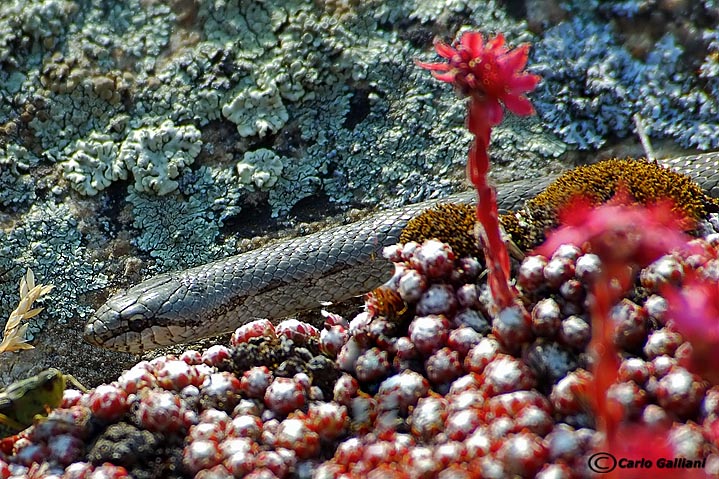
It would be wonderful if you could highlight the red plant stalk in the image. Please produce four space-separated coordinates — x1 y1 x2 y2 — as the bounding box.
417 31 540 309
468 101 515 308
586 273 624 448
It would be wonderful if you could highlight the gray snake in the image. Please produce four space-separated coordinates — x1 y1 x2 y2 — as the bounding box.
84 153 719 353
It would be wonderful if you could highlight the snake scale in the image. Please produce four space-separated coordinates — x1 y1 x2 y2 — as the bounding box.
84 153 719 353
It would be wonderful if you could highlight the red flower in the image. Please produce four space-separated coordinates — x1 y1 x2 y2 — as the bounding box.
537 192 693 279
663 276 719 384
416 32 540 127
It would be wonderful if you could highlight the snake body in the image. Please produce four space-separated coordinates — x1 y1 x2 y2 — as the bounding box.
84 153 719 353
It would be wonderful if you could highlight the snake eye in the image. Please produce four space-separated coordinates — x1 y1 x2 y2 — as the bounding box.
128 314 148 332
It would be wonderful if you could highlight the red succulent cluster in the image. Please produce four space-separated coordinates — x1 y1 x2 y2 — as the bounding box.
537 192 708 471
537 191 694 288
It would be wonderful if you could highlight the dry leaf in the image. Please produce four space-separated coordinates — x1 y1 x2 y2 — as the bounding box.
0 269 54 353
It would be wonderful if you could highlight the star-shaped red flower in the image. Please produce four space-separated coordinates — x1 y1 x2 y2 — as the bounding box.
416 31 540 128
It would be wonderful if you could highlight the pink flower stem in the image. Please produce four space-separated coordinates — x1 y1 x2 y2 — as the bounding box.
587 275 622 448
467 100 515 309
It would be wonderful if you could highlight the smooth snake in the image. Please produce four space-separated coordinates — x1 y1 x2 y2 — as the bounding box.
84 153 719 353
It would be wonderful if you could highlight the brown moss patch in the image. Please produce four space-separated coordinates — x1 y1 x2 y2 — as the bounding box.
501 158 718 251
400 159 716 257
399 203 479 258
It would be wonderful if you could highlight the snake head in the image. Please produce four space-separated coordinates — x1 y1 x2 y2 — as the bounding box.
84 274 192 353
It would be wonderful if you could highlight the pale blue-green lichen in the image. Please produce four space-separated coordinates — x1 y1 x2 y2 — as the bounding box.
6 0 563 216
61 120 203 196
0 0 76 68
61 133 124 196
118 120 203 195
222 79 289 138
18 0 173 155
128 166 239 271
259 1 562 216
371 0 471 24
152 46 227 126
0 145 38 208
237 148 285 191
27 76 124 156
198 0 285 59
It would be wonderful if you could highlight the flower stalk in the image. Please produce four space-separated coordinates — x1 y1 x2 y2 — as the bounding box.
417 31 540 309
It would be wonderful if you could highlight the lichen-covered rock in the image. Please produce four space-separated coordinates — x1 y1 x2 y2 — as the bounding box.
118 120 202 196
0 0 76 67
0 202 107 332
127 167 238 271
236 148 284 191
531 11 719 150
0 144 38 208
0 201 114 387
62 133 125 196
198 0 284 58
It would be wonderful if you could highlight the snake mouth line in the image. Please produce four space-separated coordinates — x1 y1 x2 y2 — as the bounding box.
84 323 195 354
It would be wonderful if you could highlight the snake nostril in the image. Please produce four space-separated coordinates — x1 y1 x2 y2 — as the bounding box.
83 322 102 345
